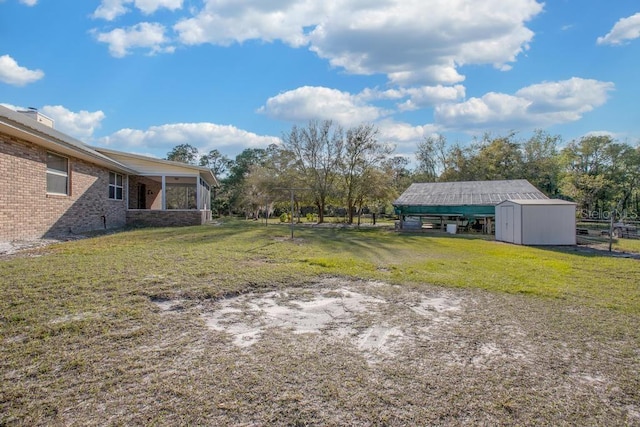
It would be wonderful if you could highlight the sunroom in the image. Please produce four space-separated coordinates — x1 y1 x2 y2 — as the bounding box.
94 148 217 227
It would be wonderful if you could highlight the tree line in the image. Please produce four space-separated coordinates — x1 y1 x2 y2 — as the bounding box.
166 121 640 223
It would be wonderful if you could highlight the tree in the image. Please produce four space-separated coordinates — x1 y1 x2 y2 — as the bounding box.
199 149 232 178
472 133 524 180
197 149 232 215
603 141 640 214
241 145 300 220
439 143 475 182
166 143 199 165
415 135 447 182
521 130 561 197
382 155 412 197
341 124 393 224
559 135 615 211
224 148 268 215
353 167 396 225
281 120 344 223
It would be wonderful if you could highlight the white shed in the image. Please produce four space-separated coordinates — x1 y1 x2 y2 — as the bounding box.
495 199 577 245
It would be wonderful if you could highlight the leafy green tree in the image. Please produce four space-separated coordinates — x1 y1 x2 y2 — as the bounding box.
223 148 268 215
199 149 232 177
353 167 396 224
603 141 640 214
166 143 199 165
341 124 393 223
472 133 524 181
197 149 232 215
521 130 562 196
382 155 413 197
559 135 615 211
438 143 475 182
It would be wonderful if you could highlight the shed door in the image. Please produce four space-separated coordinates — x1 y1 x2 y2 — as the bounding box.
500 206 514 243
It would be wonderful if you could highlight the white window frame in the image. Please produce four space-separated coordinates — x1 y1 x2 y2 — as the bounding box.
109 172 124 200
46 152 69 196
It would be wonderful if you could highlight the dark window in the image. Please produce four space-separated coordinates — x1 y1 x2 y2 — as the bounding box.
46 152 68 195
109 172 124 200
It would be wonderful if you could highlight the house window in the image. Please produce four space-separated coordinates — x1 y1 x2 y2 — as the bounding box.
109 172 124 200
46 152 69 195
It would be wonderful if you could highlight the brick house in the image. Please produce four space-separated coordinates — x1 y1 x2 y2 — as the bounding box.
0 105 217 241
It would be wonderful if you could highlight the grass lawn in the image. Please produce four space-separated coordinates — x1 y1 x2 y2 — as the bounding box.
1 220 639 425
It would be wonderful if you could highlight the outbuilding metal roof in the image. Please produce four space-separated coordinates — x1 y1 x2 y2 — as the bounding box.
394 180 548 207
497 199 575 206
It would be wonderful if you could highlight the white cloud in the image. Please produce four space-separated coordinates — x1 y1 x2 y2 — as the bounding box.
135 0 182 14
597 13 640 45
258 86 389 126
0 55 44 86
93 0 130 20
435 77 615 131
93 0 184 21
94 22 173 57
399 85 466 111
310 0 542 84
376 119 441 153
19 0 38 5
175 0 543 84
40 105 106 140
174 0 321 47
98 123 281 156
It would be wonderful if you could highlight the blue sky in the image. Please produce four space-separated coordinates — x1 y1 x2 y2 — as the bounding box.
1 0 639 163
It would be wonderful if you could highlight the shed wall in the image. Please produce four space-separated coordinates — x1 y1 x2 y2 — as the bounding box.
521 205 576 245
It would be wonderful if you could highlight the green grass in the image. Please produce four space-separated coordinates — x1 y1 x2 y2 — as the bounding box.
613 237 640 253
1 220 639 425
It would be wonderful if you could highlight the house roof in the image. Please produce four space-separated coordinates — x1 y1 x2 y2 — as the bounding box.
1 106 217 186
93 147 218 187
393 180 548 207
0 105 136 175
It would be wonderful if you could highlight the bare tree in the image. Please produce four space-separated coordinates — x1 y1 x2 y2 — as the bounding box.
281 120 344 223
415 135 447 181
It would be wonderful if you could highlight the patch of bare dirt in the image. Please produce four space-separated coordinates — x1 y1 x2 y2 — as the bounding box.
148 277 640 425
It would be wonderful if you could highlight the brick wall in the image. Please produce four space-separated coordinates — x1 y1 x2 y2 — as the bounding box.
0 134 127 241
126 209 210 227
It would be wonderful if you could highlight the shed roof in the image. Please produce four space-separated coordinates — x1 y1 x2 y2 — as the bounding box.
498 199 575 206
393 180 547 207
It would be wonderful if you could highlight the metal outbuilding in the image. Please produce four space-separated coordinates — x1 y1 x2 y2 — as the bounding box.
393 180 548 232
495 199 577 245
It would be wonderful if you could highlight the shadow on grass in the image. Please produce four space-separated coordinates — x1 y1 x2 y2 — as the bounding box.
536 244 640 260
